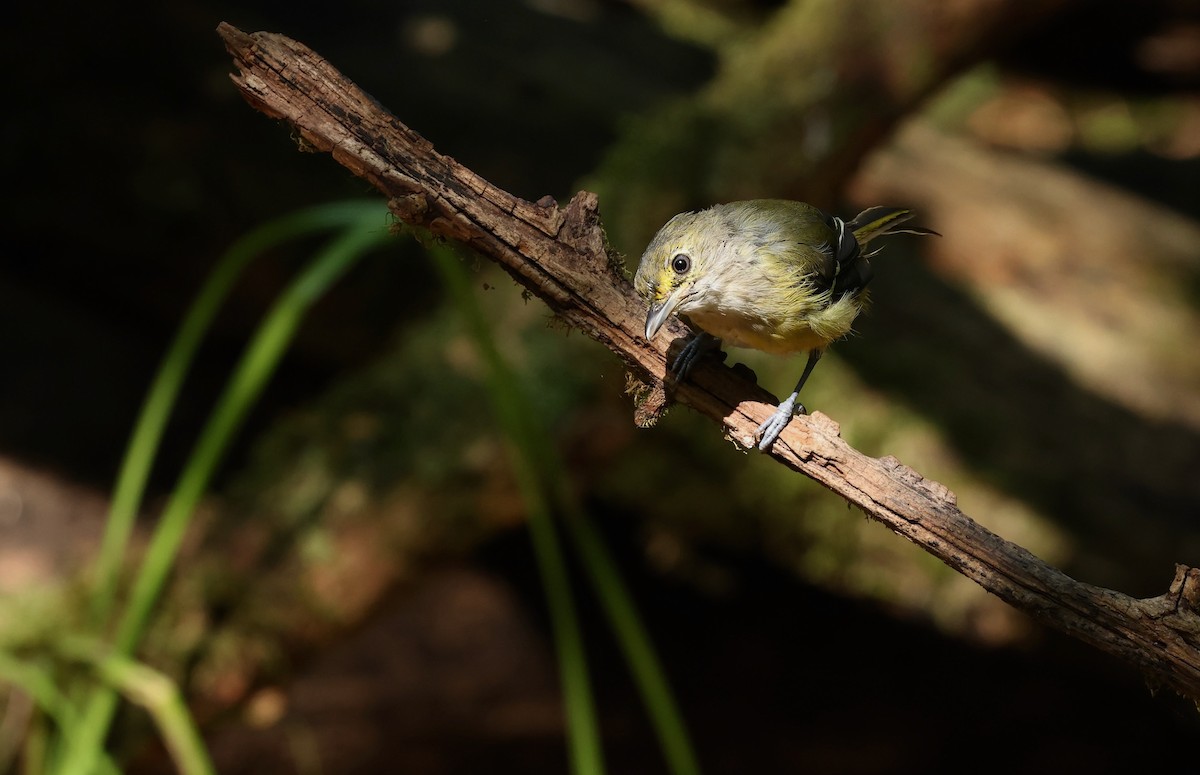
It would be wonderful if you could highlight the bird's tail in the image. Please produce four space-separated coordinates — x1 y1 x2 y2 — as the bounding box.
849 207 939 245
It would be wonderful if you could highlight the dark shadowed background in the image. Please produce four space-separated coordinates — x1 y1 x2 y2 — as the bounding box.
3 0 1199 772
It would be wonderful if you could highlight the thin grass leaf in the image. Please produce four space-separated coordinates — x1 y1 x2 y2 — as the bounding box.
91 200 388 629
56 637 214 775
0 652 121 775
429 243 700 775
555 509 701 775
429 245 606 775
0 653 76 747
58 207 392 775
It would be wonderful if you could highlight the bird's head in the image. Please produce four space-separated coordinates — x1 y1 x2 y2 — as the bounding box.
633 209 732 341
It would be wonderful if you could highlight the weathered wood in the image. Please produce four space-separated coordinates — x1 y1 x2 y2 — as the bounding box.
217 23 1200 700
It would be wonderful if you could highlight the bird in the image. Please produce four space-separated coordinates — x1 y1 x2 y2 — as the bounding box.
634 199 936 450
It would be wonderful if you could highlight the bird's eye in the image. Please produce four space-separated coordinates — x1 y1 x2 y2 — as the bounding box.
671 253 691 274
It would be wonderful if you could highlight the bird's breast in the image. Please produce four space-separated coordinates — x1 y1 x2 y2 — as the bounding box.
683 309 829 355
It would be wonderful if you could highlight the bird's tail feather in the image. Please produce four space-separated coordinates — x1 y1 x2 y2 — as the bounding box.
849 207 939 245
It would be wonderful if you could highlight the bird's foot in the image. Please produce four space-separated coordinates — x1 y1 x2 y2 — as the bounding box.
669 332 721 383
756 393 805 451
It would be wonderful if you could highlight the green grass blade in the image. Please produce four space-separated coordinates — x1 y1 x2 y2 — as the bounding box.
90 200 388 629
429 243 700 775
429 245 606 775
556 509 701 775
0 652 121 775
0 652 77 744
114 218 390 651
59 208 392 775
21 713 49 775
513 452 606 775
56 638 214 775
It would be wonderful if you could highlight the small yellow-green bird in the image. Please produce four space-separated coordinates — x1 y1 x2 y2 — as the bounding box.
635 199 936 450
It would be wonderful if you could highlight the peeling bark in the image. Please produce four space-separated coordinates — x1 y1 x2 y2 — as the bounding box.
218 23 1200 701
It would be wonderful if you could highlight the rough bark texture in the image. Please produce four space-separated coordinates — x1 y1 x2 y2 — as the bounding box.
217 23 1200 700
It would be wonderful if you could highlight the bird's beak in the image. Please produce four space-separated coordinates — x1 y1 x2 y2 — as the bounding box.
644 287 685 341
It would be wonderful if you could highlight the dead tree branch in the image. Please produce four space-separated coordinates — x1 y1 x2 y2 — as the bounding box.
217 23 1200 700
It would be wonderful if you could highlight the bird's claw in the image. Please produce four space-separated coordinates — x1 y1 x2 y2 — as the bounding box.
756 395 805 450
669 332 720 382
